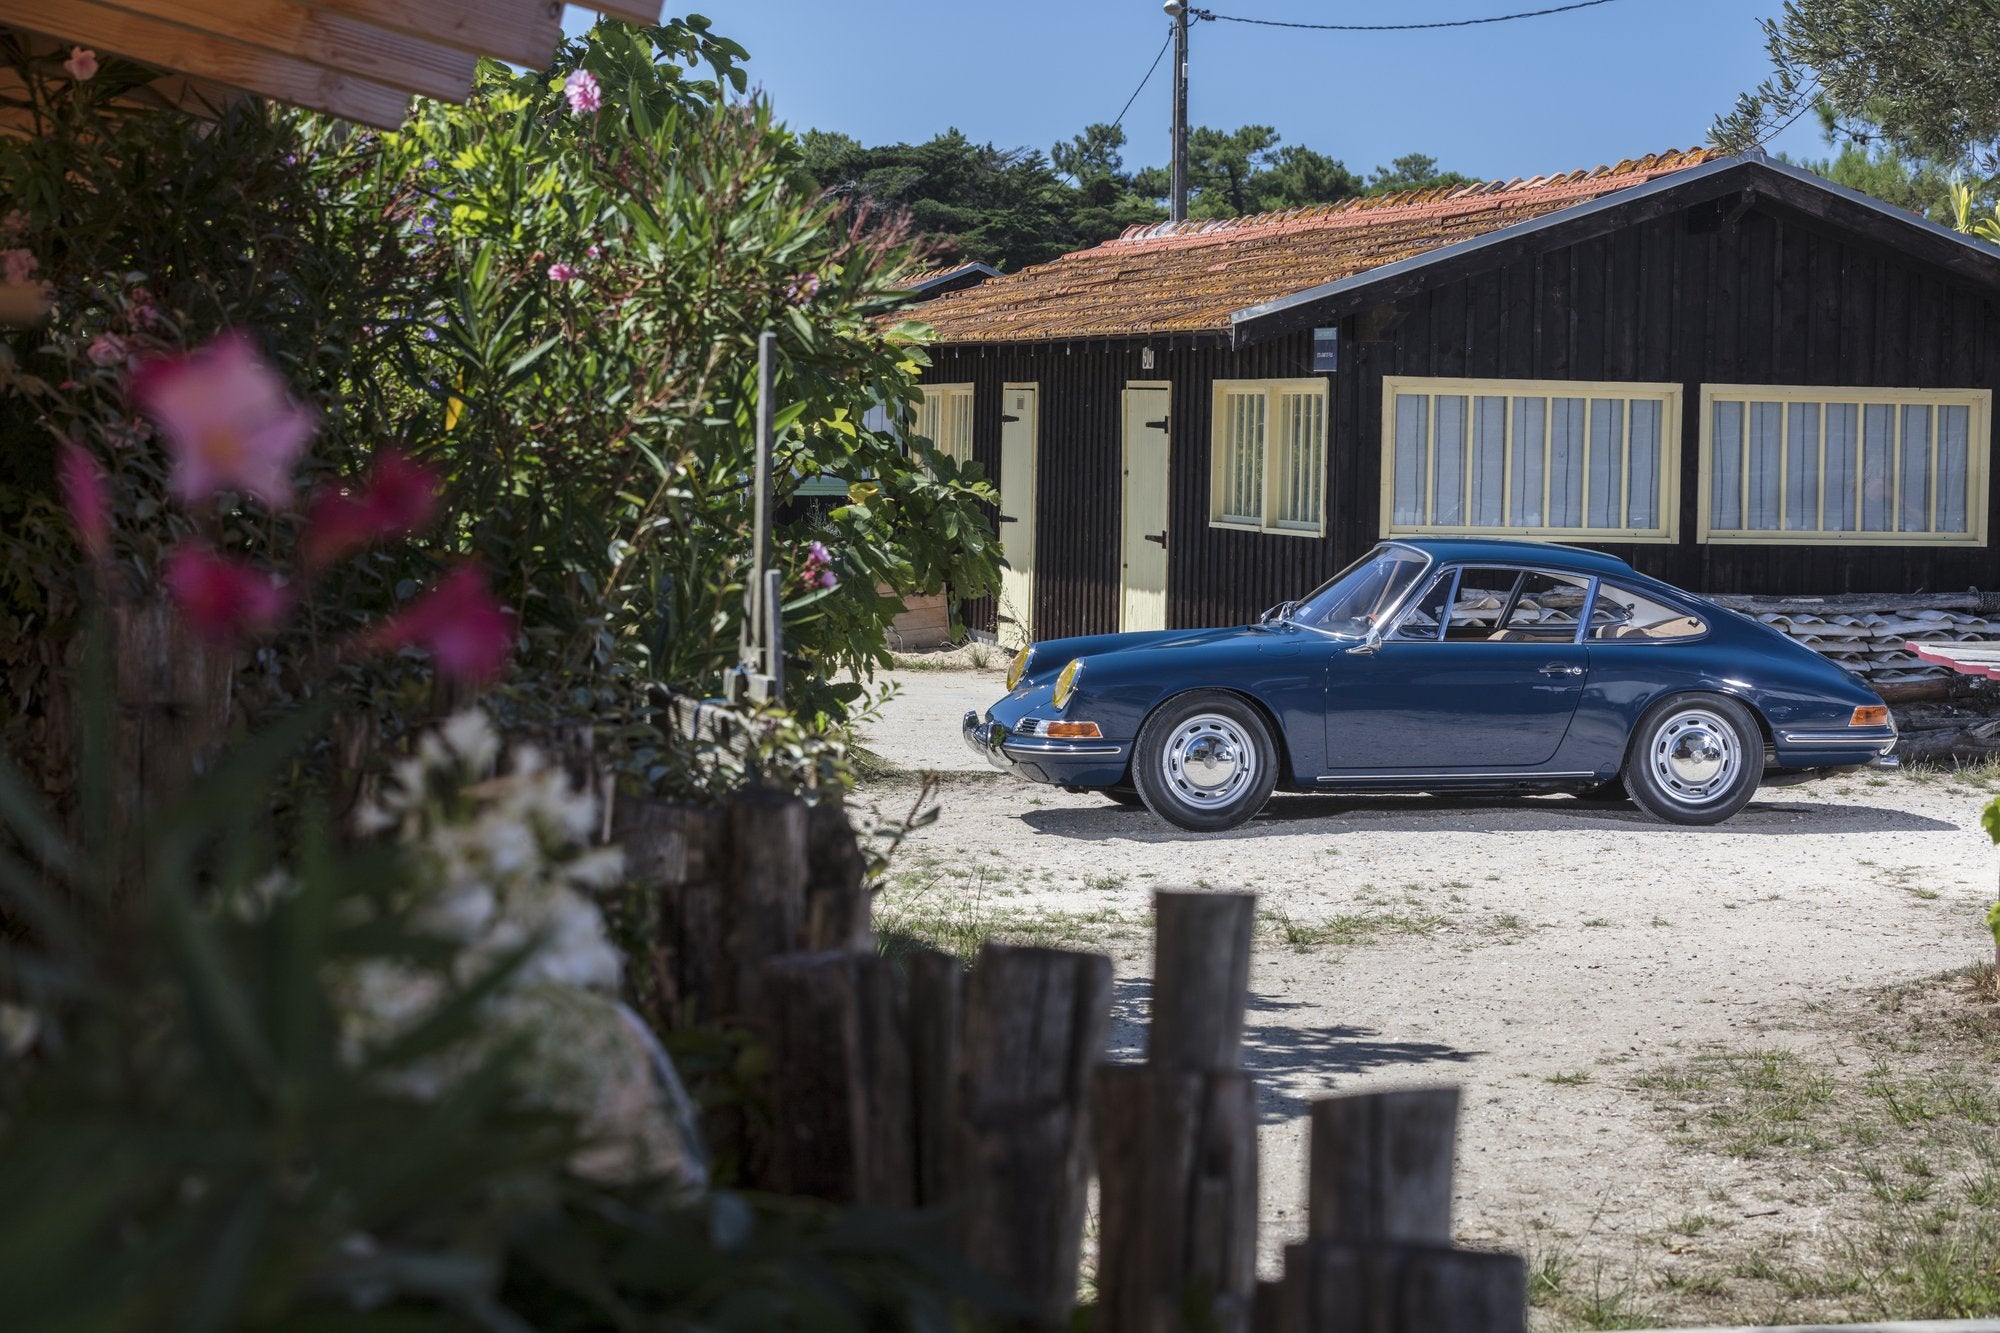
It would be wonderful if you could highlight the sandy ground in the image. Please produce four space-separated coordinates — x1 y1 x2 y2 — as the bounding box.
854 666 2000 1318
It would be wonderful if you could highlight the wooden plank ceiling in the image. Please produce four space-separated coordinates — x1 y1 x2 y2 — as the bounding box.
0 0 663 129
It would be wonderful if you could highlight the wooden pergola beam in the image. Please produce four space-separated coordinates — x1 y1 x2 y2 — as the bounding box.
93 0 477 101
295 0 562 70
586 2 664 25
0 0 413 127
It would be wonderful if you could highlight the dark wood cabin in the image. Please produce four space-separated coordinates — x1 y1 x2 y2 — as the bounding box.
909 149 2000 646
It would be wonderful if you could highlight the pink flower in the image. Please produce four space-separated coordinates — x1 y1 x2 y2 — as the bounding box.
0 210 25 242
58 443 110 563
563 69 601 116
86 333 127 368
817 569 838 590
130 332 316 509
302 449 439 571
585 244 602 260
163 544 291 644
786 273 822 304
64 47 97 81
371 564 512 683
2 249 35 286
547 262 578 282
800 539 838 592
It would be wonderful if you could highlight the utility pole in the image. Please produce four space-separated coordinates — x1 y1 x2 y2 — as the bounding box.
1165 0 1189 222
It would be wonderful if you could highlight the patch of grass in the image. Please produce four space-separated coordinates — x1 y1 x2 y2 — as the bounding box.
1490 912 1525 931
1082 871 1127 893
1629 967 2000 1324
1259 907 1447 953
1582 917 1613 928
1546 1070 1594 1086
874 865 1135 963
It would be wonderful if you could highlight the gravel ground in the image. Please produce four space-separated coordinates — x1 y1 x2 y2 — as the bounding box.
854 667 2000 1326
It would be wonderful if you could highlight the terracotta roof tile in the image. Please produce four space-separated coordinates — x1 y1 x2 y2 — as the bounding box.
910 147 1717 344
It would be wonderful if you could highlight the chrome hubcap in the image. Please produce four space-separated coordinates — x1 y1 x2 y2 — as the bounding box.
1649 709 1742 805
1162 714 1256 807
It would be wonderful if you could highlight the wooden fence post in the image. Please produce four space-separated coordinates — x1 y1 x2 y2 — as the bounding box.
1268 1089 1526 1333
956 942 1112 1332
907 947 963 1208
804 801 872 953
726 787 808 1021
610 796 730 1029
1094 892 1261 1333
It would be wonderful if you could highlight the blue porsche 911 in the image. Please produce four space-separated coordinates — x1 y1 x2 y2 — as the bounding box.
963 538 1899 832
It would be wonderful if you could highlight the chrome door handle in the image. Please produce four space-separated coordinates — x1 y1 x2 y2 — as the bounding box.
1539 663 1584 677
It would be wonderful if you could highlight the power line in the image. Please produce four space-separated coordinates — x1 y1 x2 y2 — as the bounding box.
1111 25 1176 136
1056 23 1174 186
1202 0 1625 33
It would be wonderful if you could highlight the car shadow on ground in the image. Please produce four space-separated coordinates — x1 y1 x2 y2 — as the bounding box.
1018 791 1958 841
1107 979 1481 1122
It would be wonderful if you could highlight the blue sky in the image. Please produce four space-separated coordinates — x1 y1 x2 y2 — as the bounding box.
564 2 1830 180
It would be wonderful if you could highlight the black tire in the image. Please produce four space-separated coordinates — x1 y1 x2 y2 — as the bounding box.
1131 691 1279 833
1622 694 1762 826
1104 786 1146 808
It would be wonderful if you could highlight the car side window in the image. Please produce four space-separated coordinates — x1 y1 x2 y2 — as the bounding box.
1443 568 1522 640
1494 571 1593 643
1589 583 1708 641
1390 571 1454 641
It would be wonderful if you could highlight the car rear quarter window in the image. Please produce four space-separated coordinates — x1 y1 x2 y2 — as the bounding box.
1589 583 1708 641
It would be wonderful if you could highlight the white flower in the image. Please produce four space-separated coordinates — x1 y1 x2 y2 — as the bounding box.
437 708 500 772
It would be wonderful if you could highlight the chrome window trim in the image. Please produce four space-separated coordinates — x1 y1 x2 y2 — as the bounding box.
1389 561 1598 646
1285 543 1436 641
1315 769 1598 783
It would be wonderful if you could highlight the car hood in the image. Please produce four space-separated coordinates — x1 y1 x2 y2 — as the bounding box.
1028 622 1305 676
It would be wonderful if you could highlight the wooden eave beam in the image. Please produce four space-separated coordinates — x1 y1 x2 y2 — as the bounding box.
583 1 665 25
92 0 477 101
0 0 412 127
296 0 562 70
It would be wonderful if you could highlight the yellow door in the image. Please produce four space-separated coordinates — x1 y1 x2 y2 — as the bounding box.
1120 385 1171 631
996 385 1038 649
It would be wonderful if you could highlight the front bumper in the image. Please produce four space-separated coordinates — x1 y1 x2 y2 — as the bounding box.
961 709 1130 787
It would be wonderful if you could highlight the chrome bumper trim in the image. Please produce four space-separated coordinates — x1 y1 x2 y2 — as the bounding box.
963 710 1126 766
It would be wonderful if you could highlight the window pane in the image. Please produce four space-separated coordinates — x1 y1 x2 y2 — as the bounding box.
1628 399 1661 528
1274 389 1325 528
1938 404 1970 534
1432 395 1467 526
1587 398 1625 528
1784 401 1821 531
1391 571 1453 641
1900 404 1933 531
1590 583 1707 641
1711 399 1743 529
1445 567 1523 641
1510 396 1546 526
1498 570 1591 642
1470 395 1507 526
1824 403 1858 532
1393 393 1428 524
1746 401 1782 530
1861 403 1896 531
1549 397 1586 528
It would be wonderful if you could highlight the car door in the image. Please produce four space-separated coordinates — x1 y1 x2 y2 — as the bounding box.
1324 565 1593 772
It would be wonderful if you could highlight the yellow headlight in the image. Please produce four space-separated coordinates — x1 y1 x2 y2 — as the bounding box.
1006 645 1034 690
1053 658 1083 709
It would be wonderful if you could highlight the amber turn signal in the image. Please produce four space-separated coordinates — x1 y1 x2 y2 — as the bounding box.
1850 705 1889 727
1043 720 1103 739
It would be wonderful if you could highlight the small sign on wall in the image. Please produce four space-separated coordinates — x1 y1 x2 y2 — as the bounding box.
1313 326 1338 373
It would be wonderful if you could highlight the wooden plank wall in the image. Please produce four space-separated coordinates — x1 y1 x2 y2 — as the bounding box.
923 196 2000 642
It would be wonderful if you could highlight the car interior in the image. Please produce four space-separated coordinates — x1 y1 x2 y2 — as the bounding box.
1392 566 1708 644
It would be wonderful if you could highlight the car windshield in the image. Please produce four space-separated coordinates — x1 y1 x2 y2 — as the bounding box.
1285 545 1430 638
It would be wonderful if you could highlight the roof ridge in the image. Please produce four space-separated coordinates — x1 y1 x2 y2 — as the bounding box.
1110 148 1712 247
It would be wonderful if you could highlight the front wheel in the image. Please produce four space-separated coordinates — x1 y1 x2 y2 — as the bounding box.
1623 695 1762 825
1132 692 1279 833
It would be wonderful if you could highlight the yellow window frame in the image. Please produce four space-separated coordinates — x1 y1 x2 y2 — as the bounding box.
1697 384 1991 546
1208 378 1329 538
1379 376 1682 544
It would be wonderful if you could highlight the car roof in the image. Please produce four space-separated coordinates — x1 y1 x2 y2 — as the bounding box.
1383 537 1639 578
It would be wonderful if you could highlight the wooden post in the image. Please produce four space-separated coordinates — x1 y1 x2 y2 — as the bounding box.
1270 1089 1527 1333
955 943 1112 1331
1150 891 1256 1071
1095 892 1261 1333
907 947 963 1208
1307 1090 1458 1244
610 795 730 1029
804 801 872 953
760 950 864 1200
726 787 808 1021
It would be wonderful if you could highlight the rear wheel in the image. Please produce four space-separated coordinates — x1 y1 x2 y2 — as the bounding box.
1623 695 1761 825
1132 692 1278 833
